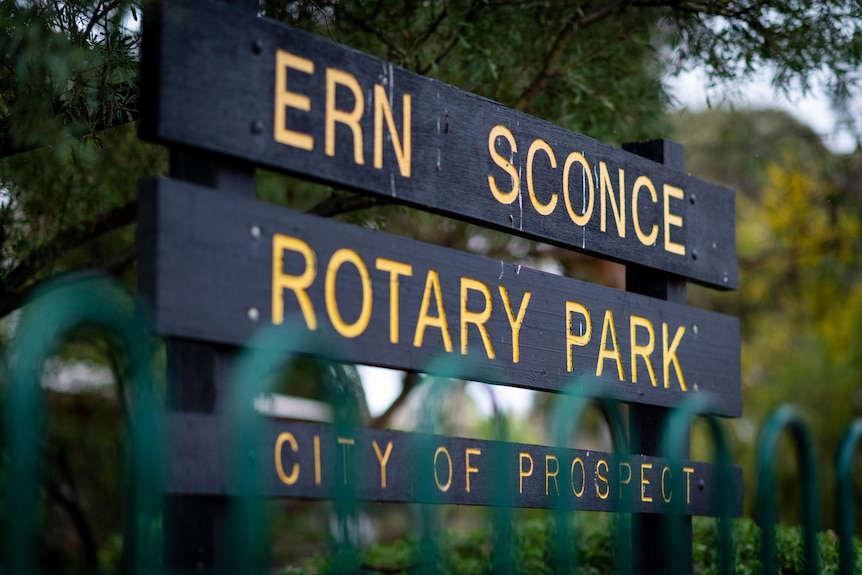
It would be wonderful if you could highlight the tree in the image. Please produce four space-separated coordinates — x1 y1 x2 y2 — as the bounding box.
672 107 862 529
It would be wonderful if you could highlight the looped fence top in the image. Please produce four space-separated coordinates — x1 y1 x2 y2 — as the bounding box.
659 394 734 575
836 419 862 575
3 275 159 575
549 378 631 574
225 321 365 573
756 405 820 575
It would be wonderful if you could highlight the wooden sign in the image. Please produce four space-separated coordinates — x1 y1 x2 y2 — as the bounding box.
138 178 741 416
140 0 737 290
165 413 743 516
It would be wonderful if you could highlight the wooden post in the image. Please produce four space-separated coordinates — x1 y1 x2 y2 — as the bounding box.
160 150 255 572
623 139 693 574
141 0 259 569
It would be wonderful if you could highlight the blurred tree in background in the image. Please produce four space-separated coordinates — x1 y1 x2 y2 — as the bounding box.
1 0 862 571
673 107 862 528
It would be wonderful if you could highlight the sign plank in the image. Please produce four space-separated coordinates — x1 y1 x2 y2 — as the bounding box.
165 413 743 516
138 178 741 416
140 0 737 289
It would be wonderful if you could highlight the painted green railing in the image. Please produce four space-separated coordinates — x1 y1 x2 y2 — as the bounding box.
2 275 861 574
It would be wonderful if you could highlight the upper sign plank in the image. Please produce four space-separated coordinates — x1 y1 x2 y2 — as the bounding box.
138 178 741 416
140 0 737 290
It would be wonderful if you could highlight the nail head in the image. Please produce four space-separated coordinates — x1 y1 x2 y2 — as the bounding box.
247 307 260 322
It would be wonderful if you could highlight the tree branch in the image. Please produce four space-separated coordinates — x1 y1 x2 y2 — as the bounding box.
514 1 636 112
43 447 100 568
0 202 137 319
0 81 140 159
368 371 420 429
308 192 389 217
418 0 486 76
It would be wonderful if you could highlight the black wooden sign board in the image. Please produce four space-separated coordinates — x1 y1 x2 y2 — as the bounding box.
140 0 737 290
164 413 743 516
138 178 741 416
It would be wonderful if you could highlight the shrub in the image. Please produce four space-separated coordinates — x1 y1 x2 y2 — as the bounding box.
280 516 862 574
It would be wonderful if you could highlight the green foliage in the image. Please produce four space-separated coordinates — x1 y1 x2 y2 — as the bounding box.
692 518 862 575
666 0 862 96
281 517 862 575
0 0 141 155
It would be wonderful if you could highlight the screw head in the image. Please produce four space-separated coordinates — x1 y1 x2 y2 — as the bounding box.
249 224 262 240
252 39 264 54
247 307 260 322
250 120 264 135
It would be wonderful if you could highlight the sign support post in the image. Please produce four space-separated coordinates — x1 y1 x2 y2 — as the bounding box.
624 139 693 574
161 151 255 571
146 1 259 569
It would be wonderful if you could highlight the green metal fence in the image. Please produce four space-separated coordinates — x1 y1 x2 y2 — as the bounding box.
3 275 861 574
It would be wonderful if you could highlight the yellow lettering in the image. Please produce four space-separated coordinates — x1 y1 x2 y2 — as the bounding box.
571 457 585 497
519 452 534 494
434 446 453 492
274 432 300 485
274 51 314 150
272 234 317 329
566 301 591 372
413 270 452 351
619 462 632 499
460 278 495 359
632 175 658 246
337 437 355 486
545 455 560 496
487 125 519 204
596 460 610 500
661 467 672 503
527 139 558 215
663 184 686 256
465 448 481 493
375 258 413 344
498 287 530 363
313 435 321 485
641 463 653 503
630 316 657 386
372 440 394 489
599 162 625 237
596 310 625 381
325 249 372 338
683 467 695 504
373 84 411 177
563 152 595 226
662 323 687 390
325 68 364 164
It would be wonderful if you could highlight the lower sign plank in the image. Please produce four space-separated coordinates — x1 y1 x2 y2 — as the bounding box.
138 178 741 416
164 413 742 516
